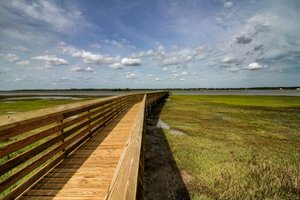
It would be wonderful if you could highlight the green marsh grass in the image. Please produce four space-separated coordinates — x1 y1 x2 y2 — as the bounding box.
0 98 93 116
161 95 300 199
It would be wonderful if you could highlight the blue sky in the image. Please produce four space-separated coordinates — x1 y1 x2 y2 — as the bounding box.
0 0 300 90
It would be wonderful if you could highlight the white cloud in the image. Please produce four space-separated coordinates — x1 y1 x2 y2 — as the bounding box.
212 2 300 74
2 53 30 66
86 67 93 72
14 45 31 53
4 53 19 63
74 51 116 64
32 55 68 66
132 49 154 58
155 78 161 81
126 72 137 79
222 56 234 63
224 2 233 8
121 57 141 66
0 44 31 53
9 0 85 33
163 67 167 71
131 45 204 68
59 43 118 64
103 39 123 48
173 73 180 78
181 71 188 75
214 16 228 29
109 63 123 69
70 66 94 72
245 62 263 70
60 76 70 81
16 60 30 66
161 56 180 66
14 77 24 82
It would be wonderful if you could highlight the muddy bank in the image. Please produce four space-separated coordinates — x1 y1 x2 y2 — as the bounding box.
145 102 190 200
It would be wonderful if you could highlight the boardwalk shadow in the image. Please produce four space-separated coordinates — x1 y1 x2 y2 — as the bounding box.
145 100 191 200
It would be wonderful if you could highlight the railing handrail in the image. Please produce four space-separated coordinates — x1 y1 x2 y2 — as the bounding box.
0 93 144 130
105 94 147 200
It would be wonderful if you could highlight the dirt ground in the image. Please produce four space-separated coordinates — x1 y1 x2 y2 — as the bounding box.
144 102 191 200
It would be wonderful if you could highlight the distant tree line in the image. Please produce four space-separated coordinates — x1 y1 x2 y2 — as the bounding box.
1 86 300 93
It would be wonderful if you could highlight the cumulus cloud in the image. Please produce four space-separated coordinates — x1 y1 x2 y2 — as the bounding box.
103 40 122 48
103 38 133 49
126 72 137 79
222 56 234 63
74 51 116 64
245 62 264 70
155 45 204 66
213 1 300 74
3 53 19 63
32 55 68 66
2 53 30 66
214 17 228 29
59 43 118 64
161 56 180 66
181 71 188 75
109 63 123 69
70 66 94 72
121 57 141 66
224 1 233 8
131 45 204 68
172 71 189 81
16 60 30 66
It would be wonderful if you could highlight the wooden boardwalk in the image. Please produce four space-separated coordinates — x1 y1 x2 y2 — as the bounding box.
19 102 142 200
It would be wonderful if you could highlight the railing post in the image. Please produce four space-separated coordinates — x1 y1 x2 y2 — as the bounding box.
87 108 92 137
57 118 66 158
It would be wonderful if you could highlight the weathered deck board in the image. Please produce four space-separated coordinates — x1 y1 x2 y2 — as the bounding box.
19 102 142 199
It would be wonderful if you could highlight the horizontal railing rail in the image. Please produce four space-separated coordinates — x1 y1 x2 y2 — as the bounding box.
0 91 169 200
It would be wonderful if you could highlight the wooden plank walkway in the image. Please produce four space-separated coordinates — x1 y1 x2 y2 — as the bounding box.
19 102 142 200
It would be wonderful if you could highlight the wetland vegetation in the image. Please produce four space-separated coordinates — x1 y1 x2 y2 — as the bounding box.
160 95 300 199
1 94 299 199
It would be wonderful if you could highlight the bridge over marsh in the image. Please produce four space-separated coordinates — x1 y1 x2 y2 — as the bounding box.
0 91 169 200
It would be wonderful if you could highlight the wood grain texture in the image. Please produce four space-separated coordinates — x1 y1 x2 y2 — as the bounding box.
20 102 142 199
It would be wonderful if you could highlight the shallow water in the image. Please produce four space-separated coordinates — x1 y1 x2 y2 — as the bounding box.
157 119 186 136
171 89 300 96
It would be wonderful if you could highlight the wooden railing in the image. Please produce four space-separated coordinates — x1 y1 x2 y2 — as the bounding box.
105 92 168 200
0 91 168 200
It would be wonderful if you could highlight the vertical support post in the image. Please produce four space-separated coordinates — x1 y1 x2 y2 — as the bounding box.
87 108 92 137
57 118 66 158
